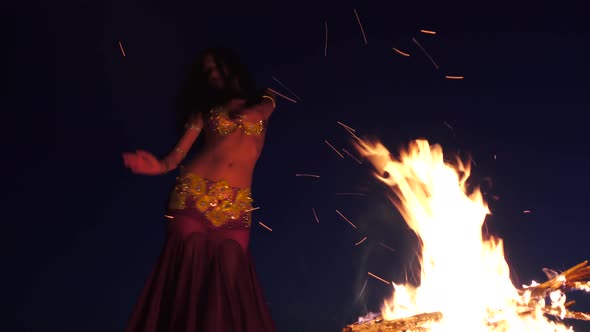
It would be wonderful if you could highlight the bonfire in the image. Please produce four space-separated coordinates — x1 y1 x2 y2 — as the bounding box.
343 139 590 332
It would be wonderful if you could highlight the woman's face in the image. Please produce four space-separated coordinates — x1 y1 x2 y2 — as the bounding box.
202 54 227 90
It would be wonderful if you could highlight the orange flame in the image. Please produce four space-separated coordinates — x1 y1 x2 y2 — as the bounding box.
355 138 572 331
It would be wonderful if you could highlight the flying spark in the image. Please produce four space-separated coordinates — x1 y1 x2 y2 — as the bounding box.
337 120 356 132
272 76 303 102
343 126 362 141
324 140 345 158
368 271 390 285
379 242 396 253
353 8 368 45
445 75 464 80
357 278 369 300
312 208 320 223
295 173 320 178
443 121 456 137
266 87 297 103
355 236 368 246
342 148 362 164
336 209 358 229
118 41 127 57
259 222 273 231
412 37 439 70
420 29 437 35
392 47 410 57
443 120 454 131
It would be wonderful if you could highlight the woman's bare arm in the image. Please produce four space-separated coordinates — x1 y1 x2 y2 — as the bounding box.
159 113 204 173
233 89 276 121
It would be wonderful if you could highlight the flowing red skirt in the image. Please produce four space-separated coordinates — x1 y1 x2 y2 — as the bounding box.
125 212 276 332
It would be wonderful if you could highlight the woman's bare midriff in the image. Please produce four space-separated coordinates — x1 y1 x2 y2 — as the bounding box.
181 132 265 188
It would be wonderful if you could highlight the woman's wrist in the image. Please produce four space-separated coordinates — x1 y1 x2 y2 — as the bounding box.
159 159 170 174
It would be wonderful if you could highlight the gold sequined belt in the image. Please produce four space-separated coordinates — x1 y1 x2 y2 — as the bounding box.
168 172 253 228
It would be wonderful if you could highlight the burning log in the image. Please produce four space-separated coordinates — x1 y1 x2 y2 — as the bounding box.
342 312 442 332
519 260 590 322
343 261 590 331
522 303 590 322
522 260 590 299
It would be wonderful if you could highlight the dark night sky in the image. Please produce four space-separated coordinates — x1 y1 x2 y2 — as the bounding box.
9 0 590 331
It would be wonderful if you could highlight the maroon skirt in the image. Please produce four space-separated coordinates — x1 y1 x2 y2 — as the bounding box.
124 210 276 332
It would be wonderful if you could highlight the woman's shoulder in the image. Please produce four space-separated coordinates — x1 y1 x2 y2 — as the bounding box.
187 112 205 125
243 89 270 105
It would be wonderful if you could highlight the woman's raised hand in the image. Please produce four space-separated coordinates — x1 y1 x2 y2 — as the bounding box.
122 150 163 175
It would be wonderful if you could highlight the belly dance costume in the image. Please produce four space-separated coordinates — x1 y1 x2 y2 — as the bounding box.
169 104 265 230
125 105 276 332
167 172 254 230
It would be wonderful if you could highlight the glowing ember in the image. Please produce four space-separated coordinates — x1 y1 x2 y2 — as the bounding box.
325 139 345 158
295 173 320 178
412 37 440 70
420 29 437 35
312 207 320 223
336 209 358 229
392 47 411 57
342 148 363 164
353 9 368 45
337 121 357 132
445 75 464 80
355 236 368 246
379 242 396 253
368 271 391 285
271 75 303 102
118 41 127 57
354 138 575 331
258 221 272 232
265 87 297 103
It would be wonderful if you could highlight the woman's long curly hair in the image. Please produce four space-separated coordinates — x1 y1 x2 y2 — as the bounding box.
175 47 262 132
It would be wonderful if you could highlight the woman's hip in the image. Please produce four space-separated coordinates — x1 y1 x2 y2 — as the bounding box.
166 172 254 231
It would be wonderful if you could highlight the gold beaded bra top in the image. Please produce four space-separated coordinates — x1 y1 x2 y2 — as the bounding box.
209 106 264 136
